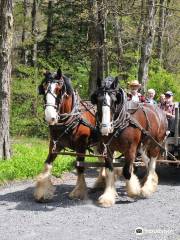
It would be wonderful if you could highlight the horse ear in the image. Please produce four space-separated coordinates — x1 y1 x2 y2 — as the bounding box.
91 91 98 105
44 70 50 78
57 67 62 79
111 76 119 89
44 71 52 82
116 88 123 104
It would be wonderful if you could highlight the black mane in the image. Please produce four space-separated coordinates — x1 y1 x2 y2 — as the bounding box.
102 76 115 89
62 75 73 95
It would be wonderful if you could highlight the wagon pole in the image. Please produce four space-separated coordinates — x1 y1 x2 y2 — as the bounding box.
75 159 180 168
54 151 180 168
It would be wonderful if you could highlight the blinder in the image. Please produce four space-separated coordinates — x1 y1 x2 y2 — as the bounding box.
90 91 98 105
38 70 66 112
91 87 122 106
38 72 54 95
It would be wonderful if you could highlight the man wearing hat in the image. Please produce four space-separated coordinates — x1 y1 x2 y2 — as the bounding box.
160 91 175 136
127 80 145 102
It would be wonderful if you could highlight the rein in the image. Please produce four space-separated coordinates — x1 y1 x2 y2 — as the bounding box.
102 88 130 131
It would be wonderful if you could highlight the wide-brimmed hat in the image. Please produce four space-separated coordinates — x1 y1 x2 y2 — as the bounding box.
165 91 173 96
128 80 141 87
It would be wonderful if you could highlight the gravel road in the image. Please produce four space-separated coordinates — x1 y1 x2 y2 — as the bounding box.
0 166 179 240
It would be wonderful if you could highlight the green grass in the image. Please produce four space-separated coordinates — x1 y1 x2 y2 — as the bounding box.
0 137 75 184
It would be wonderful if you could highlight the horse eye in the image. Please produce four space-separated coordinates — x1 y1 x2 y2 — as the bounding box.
55 84 62 94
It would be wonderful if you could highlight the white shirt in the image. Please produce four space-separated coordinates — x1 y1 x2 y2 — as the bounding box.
132 94 140 102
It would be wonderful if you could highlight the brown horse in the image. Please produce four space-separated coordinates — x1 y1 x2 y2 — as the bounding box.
91 76 168 207
34 69 102 201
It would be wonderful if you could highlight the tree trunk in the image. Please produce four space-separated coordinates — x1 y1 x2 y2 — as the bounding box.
103 2 109 77
157 0 165 62
113 0 123 73
31 0 39 67
0 0 13 159
138 0 156 93
162 0 171 65
136 0 145 52
88 0 107 95
88 0 99 95
21 0 29 64
96 0 106 85
45 0 53 58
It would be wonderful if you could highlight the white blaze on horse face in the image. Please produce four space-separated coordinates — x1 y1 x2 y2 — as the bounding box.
101 93 112 136
45 83 58 125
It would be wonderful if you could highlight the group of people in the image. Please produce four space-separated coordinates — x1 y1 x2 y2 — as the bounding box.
127 80 175 136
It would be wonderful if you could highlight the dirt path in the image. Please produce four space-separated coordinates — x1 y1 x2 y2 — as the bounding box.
0 166 179 240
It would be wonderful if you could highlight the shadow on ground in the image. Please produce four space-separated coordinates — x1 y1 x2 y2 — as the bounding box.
0 166 179 212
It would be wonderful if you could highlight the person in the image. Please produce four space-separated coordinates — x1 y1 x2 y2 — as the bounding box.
158 93 165 108
145 88 157 105
160 91 175 136
127 80 145 102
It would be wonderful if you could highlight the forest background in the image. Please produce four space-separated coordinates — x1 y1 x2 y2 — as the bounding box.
0 0 180 180
12 0 180 138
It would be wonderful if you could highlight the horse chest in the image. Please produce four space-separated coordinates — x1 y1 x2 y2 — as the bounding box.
50 126 76 149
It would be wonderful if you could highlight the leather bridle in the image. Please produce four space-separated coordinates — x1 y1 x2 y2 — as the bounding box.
44 78 67 111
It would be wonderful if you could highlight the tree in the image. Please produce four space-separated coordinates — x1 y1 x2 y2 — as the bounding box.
88 0 99 95
88 0 107 94
157 0 166 62
31 0 39 67
138 0 156 93
45 0 53 58
0 0 13 159
21 0 29 64
136 0 145 53
112 0 123 73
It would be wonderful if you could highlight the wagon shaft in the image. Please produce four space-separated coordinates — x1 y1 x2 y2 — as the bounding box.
75 159 180 168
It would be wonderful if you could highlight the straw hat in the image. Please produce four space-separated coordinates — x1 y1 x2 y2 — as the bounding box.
128 80 141 87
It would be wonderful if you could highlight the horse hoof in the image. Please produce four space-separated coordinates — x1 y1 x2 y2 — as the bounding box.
34 183 55 202
69 188 88 200
141 173 158 198
126 173 141 198
140 188 152 198
97 193 115 208
141 184 157 198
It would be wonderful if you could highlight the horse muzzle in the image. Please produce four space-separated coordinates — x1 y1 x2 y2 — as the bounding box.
100 124 114 136
45 106 58 125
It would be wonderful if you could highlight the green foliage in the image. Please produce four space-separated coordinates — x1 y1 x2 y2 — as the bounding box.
11 64 47 137
126 58 180 101
147 59 180 101
0 138 74 184
0 137 96 184
11 59 90 137
11 0 180 138
148 70 180 101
